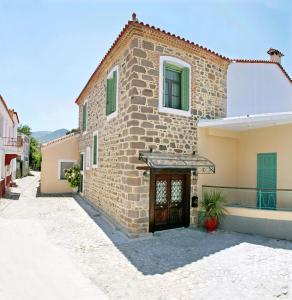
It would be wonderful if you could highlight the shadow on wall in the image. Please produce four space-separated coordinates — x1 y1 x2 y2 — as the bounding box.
73 196 292 275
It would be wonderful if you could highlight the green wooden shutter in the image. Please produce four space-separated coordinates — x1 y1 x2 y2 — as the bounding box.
112 71 117 113
93 135 97 165
257 153 277 209
82 103 87 131
181 67 190 111
80 153 84 171
106 79 112 116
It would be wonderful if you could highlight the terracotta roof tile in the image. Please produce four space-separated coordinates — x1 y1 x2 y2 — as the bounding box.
0 95 19 124
232 59 292 83
75 18 292 104
41 132 79 148
75 20 228 105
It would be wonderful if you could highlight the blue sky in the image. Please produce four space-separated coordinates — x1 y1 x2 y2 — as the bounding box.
0 0 291 131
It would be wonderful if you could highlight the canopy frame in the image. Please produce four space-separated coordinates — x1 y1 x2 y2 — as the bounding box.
139 150 215 174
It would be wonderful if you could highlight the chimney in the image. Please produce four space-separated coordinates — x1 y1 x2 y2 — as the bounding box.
267 48 284 64
131 12 138 22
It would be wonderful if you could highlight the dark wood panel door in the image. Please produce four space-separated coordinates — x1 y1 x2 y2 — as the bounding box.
150 171 190 232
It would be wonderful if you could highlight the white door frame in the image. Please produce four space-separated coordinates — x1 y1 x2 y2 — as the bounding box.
80 152 85 195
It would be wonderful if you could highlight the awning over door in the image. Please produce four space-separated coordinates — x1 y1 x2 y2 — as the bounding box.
139 150 215 174
5 154 18 165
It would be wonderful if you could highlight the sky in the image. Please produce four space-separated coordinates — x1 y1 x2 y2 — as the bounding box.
0 0 291 131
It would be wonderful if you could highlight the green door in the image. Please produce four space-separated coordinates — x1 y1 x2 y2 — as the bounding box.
257 153 277 209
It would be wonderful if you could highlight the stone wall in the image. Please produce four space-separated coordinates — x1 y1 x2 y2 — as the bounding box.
123 29 228 231
78 25 228 235
78 37 143 233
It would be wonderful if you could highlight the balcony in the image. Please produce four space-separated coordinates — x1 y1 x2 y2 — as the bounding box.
2 137 23 148
0 137 23 156
202 185 292 211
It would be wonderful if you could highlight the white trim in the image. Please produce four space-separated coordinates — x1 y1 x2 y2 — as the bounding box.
85 146 91 170
159 56 192 117
82 99 88 135
80 152 85 195
198 111 292 131
106 65 119 121
92 130 99 168
57 159 77 180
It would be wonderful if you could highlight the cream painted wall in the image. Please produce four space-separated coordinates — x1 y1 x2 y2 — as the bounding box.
198 124 292 207
41 135 79 193
197 128 239 197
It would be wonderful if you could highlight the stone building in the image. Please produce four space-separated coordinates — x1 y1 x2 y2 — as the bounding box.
75 15 228 236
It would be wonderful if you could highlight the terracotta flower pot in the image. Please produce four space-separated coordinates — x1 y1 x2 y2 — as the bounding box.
204 217 218 232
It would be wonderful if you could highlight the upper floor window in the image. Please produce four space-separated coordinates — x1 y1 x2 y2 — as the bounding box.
106 66 119 119
92 130 98 168
159 56 191 117
82 100 88 133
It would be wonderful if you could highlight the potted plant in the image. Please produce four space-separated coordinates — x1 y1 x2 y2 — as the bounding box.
64 165 80 193
200 191 227 232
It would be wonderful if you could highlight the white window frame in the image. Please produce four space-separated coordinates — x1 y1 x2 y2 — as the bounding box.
85 146 91 170
82 99 88 135
92 130 99 168
58 160 77 180
159 56 192 117
106 65 119 121
80 152 85 195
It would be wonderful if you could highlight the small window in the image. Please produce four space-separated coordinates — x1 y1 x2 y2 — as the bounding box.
59 161 75 180
159 56 191 117
92 131 98 167
86 146 91 170
106 66 118 118
82 101 88 132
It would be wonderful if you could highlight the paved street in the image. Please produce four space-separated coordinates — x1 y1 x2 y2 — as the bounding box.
1 173 292 299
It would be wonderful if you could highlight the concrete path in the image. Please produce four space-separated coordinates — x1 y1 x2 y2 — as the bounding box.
0 173 107 300
1 173 292 299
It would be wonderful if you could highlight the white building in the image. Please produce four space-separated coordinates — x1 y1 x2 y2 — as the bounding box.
0 95 20 196
227 48 292 117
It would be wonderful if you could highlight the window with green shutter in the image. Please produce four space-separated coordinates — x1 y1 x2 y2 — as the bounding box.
92 131 98 167
82 102 87 132
106 69 118 116
163 62 190 112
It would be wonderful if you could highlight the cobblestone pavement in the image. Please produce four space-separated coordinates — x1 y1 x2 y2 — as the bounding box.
1 173 292 299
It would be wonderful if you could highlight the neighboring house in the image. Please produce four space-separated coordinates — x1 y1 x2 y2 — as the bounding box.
227 49 292 116
0 95 20 196
40 133 79 194
16 133 30 178
198 49 292 240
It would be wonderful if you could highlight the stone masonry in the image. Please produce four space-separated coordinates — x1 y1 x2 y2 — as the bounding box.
78 21 228 235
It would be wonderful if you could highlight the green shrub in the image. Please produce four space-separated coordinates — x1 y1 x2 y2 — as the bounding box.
64 165 80 188
200 191 227 222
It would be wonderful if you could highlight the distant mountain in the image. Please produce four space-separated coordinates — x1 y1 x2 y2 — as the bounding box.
32 129 68 143
31 131 51 140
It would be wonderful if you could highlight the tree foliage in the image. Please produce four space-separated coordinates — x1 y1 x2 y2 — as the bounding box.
18 124 32 136
29 137 41 171
66 128 79 135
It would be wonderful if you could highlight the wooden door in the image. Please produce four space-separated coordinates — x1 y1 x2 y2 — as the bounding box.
257 153 277 209
149 170 190 232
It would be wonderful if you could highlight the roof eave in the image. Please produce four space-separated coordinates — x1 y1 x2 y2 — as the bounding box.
75 20 229 105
